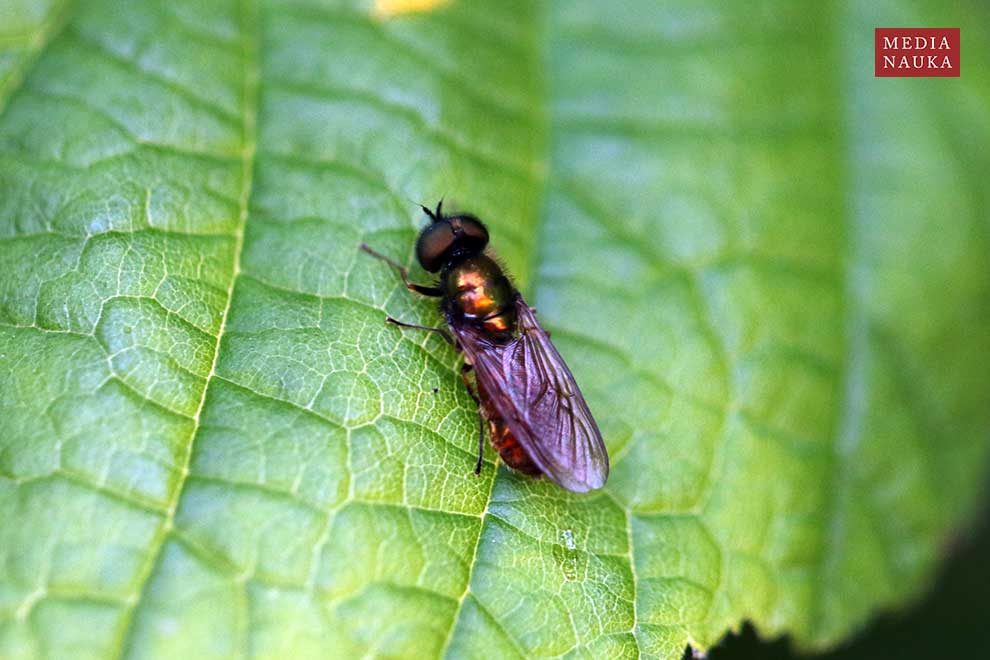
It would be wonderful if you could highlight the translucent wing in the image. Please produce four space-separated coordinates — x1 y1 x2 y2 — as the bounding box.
453 296 609 492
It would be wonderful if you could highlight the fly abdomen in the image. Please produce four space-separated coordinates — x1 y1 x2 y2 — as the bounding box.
490 419 542 476
477 376 541 476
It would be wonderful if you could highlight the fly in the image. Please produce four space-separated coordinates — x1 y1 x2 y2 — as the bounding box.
360 201 609 492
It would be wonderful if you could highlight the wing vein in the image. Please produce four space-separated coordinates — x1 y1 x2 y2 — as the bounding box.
454 297 608 492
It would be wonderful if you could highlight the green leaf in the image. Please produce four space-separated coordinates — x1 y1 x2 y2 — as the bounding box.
1 0 988 658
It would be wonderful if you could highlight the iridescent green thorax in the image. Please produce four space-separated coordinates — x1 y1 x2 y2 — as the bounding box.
443 254 517 339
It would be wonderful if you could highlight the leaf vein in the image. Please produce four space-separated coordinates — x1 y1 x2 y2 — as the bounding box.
110 1 261 656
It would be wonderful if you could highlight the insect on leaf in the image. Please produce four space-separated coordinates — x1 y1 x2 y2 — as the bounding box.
0 0 988 658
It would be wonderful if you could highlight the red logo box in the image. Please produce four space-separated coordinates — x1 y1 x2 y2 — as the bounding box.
875 28 960 77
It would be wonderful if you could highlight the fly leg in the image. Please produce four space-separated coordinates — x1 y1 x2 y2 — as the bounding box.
461 363 485 476
384 317 454 346
474 411 485 476
359 243 442 297
359 244 453 343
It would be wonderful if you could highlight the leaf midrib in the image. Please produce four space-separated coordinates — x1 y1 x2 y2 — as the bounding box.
109 0 261 656
429 2 658 654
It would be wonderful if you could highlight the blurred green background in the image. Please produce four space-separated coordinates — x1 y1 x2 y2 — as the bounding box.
708 499 989 658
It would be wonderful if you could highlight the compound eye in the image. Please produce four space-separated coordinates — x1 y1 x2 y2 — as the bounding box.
415 222 454 272
449 215 489 252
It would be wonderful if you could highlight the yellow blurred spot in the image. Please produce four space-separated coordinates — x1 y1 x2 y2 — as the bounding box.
374 0 449 18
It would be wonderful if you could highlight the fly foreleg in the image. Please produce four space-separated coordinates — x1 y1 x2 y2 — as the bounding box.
360 243 442 297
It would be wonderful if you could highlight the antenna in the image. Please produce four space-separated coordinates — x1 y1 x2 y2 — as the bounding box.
419 203 437 221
